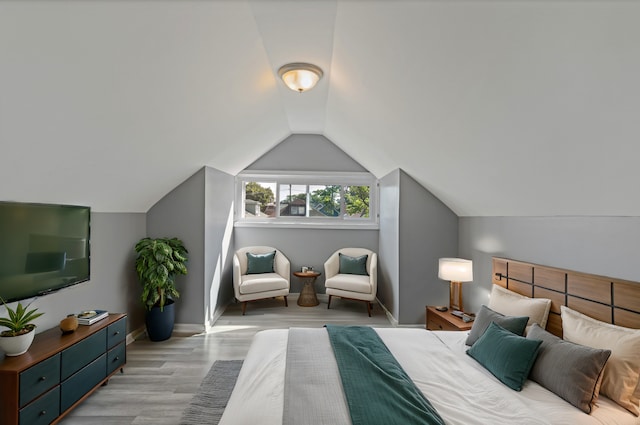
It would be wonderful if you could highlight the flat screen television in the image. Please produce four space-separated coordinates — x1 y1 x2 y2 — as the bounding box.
0 201 90 303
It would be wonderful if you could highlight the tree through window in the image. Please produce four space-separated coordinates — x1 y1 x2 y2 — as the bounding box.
237 173 377 226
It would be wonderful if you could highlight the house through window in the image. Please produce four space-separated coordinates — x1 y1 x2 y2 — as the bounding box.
236 172 378 228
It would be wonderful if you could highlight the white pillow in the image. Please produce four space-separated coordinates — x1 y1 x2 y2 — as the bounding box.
561 305 640 416
488 285 551 329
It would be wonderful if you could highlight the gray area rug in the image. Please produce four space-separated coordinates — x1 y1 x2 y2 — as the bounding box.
180 360 243 425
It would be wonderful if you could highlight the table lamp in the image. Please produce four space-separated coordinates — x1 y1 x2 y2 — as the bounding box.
438 258 473 313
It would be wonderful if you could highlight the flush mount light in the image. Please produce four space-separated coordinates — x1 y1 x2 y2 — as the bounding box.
278 63 323 93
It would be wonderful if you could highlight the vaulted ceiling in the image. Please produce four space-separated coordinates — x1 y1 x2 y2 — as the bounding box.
1 1 639 216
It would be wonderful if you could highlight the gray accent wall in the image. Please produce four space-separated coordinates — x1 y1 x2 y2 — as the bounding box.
378 171 400 320
378 169 458 325
147 166 234 327
26 212 146 334
245 133 367 172
147 168 206 325
234 227 378 293
459 216 640 315
236 133 378 293
204 167 235 329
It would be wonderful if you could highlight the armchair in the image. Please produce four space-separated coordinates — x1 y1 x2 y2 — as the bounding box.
324 248 377 316
233 246 290 315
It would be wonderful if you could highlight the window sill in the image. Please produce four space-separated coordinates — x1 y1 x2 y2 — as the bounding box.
234 220 379 230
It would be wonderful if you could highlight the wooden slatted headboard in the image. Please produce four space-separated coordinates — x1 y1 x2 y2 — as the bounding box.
492 257 640 337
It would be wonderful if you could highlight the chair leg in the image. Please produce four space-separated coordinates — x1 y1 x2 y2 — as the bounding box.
284 296 288 307
327 295 332 309
241 302 247 316
366 301 372 317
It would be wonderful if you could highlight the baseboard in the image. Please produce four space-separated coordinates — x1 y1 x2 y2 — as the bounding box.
375 297 398 327
127 326 146 344
127 323 206 342
205 297 235 332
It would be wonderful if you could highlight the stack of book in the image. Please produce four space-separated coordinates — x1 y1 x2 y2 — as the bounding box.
76 310 108 325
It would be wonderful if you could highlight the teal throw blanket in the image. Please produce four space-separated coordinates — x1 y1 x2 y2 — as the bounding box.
325 325 446 425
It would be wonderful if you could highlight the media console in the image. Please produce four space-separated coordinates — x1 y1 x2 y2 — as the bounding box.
0 313 127 425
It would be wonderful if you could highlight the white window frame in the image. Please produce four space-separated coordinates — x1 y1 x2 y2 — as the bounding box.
235 171 379 229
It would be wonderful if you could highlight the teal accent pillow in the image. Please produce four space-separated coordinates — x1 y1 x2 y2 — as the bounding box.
339 253 368 275
246 251 275 274
465 305 529 346
467 322 542 391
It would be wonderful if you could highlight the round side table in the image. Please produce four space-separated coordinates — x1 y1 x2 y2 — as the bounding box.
294 271 321 307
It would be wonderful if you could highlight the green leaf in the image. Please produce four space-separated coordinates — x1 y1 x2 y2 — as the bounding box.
134 237 189 310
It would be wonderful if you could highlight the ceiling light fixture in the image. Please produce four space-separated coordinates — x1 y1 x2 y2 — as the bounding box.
278 63 323 93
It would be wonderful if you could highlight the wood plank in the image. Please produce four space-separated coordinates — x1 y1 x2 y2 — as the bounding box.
534 267 565 292
545 312 563 338
508 261 533 284
567 296 612 323
614 281 640 313
0 315 125 373
534 286 565 314
614 308 640 329
492 258 507 285
507 280 533 297
567 273 611 305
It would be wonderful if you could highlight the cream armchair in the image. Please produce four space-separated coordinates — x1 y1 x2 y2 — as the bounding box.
233 246 290 315
324 248 377 316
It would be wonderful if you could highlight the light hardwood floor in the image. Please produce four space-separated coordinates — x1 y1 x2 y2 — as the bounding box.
59 294 393 424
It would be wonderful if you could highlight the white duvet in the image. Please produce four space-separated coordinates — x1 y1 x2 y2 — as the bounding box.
219 328 640 425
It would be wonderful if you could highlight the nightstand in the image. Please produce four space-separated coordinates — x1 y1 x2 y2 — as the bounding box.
426 306 473 331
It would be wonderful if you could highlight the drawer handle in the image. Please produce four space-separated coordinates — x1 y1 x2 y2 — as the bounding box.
40 410 47 416
115 356 120 361
114 331 120 335
39 376 46 381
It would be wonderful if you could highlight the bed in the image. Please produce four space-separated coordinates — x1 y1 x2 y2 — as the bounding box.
219 257 640 425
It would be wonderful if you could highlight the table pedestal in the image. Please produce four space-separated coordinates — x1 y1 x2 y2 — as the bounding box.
294 271 320 307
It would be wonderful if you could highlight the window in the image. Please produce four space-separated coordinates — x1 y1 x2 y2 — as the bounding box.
235 172 378 229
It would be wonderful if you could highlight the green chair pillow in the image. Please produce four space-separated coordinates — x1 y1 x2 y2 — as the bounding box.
467 322 542 391
246 251 276 274
339 253 368 275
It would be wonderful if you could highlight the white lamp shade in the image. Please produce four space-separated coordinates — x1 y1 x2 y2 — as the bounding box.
438 258 473 282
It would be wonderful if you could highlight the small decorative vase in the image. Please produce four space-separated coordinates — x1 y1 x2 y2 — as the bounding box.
0 329 36 356
60 315 79 334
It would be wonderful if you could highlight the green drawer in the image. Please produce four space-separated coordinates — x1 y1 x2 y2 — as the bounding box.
19 386 60 425
61 328 106 380
107 317 126 349
19 354 60 407
107 342 126 375
60 353 107 412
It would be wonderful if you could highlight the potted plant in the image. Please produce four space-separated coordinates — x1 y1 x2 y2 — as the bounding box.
135 237 188 341
0 298 44 356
